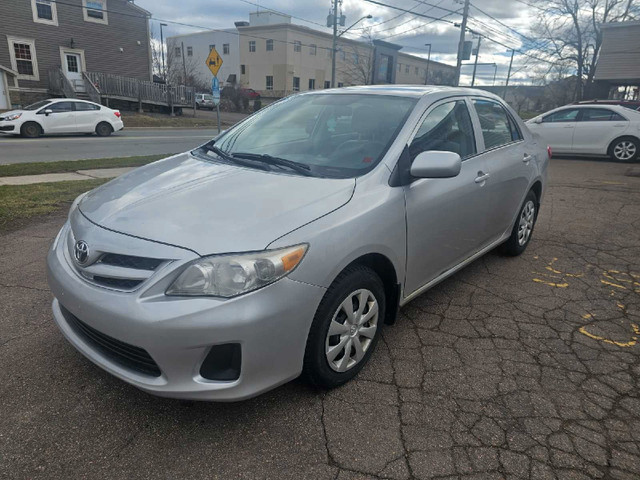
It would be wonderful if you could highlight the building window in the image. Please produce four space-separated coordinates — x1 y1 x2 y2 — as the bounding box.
82 0 108 24
266 75 273 90
294 40 301 52
266 39 274 51
293 77 300 91
324 80 330 89
353 53 359 65
308 79 315 90
240 65 246 75
309 44 317 55
415 66 419 75
7 37 39 81
405 64 409 74
209 44 216 52
32 0 58 25
175 47 181 57
338 82 344 88
249 41 256 52
187 46 193 57
223 43 229 55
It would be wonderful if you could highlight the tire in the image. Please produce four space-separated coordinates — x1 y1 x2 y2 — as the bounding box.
608 137 639 162
500 190 538 257
95 122 113 137
302 265 385 388
20 122 42 138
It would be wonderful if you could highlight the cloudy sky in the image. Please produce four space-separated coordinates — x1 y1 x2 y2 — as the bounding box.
136 0 543 86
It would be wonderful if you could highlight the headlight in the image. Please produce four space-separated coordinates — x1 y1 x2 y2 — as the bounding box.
4 113 22 121
166 244 308 298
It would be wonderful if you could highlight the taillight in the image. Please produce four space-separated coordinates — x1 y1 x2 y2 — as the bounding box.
547 145 552 159
114 111 121 118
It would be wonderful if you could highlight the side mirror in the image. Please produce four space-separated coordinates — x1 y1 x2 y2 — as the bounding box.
410 151 461 179
44 109 53 116
534 117 542 124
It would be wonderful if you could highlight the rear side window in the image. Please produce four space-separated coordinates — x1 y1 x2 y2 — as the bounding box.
542 109 579 123
472 99 519 150
410 100 476 160
580 108 625 122
74 102 100 111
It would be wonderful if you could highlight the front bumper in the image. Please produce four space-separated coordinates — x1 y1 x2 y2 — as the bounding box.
47 219 326 401
0 124 16 132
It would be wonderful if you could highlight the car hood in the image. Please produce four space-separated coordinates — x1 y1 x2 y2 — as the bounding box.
78 152 355 255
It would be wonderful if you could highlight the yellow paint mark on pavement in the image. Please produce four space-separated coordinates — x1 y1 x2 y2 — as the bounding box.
601 279 626 290
533 278 569 288
578 323 640 348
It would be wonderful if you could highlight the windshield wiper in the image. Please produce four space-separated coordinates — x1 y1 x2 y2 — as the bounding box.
197 143 270 170
231 152 314 177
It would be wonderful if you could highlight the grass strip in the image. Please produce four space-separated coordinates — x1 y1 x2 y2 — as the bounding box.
0 179 108 232
121 113 217 128
0 154 171 178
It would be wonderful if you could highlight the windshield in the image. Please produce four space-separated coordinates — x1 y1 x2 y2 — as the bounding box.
24 100 51 111
203 94 213 100
212 93 417 178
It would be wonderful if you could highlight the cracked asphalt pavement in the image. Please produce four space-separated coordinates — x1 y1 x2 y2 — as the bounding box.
2 158 640 479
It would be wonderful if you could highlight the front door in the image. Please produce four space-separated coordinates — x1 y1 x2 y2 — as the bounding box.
0 73 9 110
404 98 490 296
533 108 580 154
63 53 84 92
38 101 76 133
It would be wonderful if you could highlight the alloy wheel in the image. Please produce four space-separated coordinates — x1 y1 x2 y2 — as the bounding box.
325 289 379 372
518 200 535 246
613 141 637 161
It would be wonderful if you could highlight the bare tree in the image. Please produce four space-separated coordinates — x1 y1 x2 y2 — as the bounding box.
337 31 375 86
533 0 638 100
149 25 164 80
165 39 209 91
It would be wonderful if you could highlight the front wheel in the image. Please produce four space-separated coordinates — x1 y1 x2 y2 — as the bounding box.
303 265 385 388
609 137 639 162
21 122 42 138
500 190 538 256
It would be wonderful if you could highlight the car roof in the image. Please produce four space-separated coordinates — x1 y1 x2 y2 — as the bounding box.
301 84 504 101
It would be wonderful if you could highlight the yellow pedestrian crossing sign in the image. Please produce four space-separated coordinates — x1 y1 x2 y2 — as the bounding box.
206 47 223 77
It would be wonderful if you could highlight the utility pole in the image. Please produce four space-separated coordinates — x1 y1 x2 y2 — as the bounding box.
424 43 432 85
454 0 470 87
160 23 168 80
330 0 339 88
503 49 515 99
181 41 187 85
470 36 482 87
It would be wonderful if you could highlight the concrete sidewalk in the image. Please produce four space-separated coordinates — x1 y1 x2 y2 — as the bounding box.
0 167 133 186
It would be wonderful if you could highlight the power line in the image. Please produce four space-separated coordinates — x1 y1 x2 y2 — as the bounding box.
469 3 536 43
363 0 457 25
364 0 450 35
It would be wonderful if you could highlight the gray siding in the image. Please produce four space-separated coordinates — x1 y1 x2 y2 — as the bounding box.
0 0 152 92
595 22 640 81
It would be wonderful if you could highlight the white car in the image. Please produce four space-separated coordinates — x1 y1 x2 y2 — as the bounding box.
527 104 640 162
0 98 124 138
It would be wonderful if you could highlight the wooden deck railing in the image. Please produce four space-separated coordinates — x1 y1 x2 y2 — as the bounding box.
48 68 77 99
82 72 101 104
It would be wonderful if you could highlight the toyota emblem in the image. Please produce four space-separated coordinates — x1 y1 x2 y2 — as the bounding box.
74 240 89 264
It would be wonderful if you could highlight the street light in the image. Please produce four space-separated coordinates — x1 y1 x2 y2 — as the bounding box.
424 43 431 85
332 14 372 88
160 22 168 81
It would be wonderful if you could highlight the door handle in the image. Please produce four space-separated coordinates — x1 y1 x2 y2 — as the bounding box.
523 154 533 164
475 172 490 184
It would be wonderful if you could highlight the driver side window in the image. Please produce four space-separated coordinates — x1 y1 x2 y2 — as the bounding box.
409 100 476 160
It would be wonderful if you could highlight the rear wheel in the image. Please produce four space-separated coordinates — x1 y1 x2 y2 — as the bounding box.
303 265 385 388
609 137 639 162
21 122 42 138
95 122 113 137
500 190 538 256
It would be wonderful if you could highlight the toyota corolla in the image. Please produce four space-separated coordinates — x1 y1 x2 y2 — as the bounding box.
47 86 548 401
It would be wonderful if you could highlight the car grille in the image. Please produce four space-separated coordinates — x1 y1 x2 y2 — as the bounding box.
100 253 164 271
61 305 162 377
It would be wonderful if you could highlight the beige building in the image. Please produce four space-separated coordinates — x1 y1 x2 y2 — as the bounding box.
170 11 455 97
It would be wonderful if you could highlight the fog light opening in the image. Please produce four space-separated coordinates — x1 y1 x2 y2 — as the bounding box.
199 343 241 381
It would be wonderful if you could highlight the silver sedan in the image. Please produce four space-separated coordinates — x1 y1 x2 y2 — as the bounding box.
47 86 548 401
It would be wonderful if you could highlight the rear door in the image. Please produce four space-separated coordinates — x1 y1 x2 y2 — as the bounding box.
470 98 534 242
73 101 101 132
38 101 76 134
535 108 580 153
403 97 491 296
571 107 630 155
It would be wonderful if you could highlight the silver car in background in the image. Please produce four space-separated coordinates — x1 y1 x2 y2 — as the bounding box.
47 86 549 401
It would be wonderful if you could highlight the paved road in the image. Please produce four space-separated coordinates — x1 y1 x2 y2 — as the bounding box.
2 159 640 479
0 128 217 164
